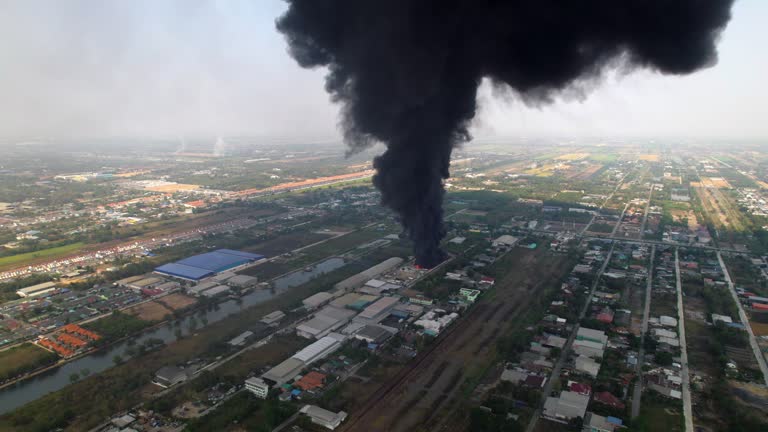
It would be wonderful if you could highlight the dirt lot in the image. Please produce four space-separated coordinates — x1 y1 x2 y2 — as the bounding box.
341 247 576 432
567 163 603 180
639 154 660 162
700 177 732 188
145 183 200 192
555 152 589 160
749 320 768 337
694 186 746 231
157 293 197 311
125 301 172 322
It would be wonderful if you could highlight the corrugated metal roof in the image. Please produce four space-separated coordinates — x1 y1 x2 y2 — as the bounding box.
359 296 400 319
155 263 215 280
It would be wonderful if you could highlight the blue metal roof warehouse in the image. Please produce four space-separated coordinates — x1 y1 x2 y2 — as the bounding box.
155 249 265 281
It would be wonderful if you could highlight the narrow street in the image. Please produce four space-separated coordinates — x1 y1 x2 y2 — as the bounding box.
525 241 617 432
631 245 655 418
717 252 768 386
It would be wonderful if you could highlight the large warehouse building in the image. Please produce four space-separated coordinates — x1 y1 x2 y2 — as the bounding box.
155 249 264 281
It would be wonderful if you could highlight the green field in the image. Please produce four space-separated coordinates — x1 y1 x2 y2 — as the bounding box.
588 153 619 162
0 343 59 382
0 242 85 270
630 392 684 432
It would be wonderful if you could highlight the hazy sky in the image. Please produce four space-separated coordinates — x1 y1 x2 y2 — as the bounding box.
0 0 765 142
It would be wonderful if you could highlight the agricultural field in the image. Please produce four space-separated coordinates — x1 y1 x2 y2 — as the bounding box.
0 242 85 271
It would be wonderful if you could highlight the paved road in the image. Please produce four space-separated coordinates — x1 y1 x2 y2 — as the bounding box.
638 184 655 236
675 249 694 432
525 242 617 432
631 245 655 419
717 251 768 386
582 171 631 235
611 203 631 237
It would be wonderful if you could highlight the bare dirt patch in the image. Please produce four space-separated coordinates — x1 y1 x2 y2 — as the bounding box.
158 293 197 311
125 301 172 322
639 154 660 161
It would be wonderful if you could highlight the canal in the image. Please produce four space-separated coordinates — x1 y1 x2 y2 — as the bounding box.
0 257 346 414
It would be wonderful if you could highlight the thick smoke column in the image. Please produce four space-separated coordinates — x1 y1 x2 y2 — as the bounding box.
277 0 733 268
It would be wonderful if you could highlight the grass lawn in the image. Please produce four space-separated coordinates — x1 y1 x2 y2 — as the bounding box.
630 392 684 432
0 242 85 271
0 343 59 382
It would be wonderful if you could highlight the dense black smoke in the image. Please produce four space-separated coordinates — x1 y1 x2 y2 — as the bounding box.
277 0 734 267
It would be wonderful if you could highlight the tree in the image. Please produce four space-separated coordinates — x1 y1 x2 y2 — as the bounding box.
80 368 91 377
112 355 124 365
69 372 80 383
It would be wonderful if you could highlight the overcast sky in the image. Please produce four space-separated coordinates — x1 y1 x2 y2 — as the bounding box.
0 0 765 142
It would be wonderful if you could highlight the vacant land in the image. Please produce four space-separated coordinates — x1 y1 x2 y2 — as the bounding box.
749 321 768 337
144 183 200 192
0 242 85 271
555 152 589 160
157 293 197 311
699 177 732 189
124 301 172 322
632 392 684 432
639 154 660 162
0 343 58 382
694 186 748 231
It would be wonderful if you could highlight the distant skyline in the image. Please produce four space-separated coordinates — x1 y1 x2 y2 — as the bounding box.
0 0 765 142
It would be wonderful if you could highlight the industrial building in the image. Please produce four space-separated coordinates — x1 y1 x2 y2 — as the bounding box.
153 366 189 388
260 310 286 326
188 280 220 295
354 296 400 324
155 249 265 281
292 333 346 365
245 377 270 399
303 292 334 310
226 274 258 288
16 281 57 298
228 330 254 346
299 405 348 430
354 325 393 344
296 306 356 339
127 277 163 290
542 391 589 422
333 257 403 291
262 357 305 385
200 285 230 297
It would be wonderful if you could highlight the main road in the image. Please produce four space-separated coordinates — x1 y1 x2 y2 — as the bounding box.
675 249 694 432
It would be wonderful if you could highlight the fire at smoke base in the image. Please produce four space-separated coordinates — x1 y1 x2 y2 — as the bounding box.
277 0 734 268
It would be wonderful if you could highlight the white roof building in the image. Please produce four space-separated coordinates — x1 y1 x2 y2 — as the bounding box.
300 405 348 430
296 306 356 339
543 391 589 421
292 333 346 365
492 235 520 247
303 292 334 310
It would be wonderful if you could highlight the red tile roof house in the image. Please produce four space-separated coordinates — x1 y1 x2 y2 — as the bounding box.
569 382 592 396
593 391 625 410
523 375 547 389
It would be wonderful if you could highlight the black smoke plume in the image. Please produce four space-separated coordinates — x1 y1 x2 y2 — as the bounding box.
277 0 734 268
